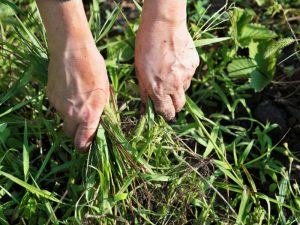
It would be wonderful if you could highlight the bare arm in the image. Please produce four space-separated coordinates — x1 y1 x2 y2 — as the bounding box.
36 0 94 52
36 0 109 151
142 0 187 25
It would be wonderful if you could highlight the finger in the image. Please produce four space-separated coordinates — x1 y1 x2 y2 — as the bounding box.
74 89 107 152
136 70 148 105
171 87 186 113
139 82 148 105
183 77 192 91
150 93 175 121
139 82 148 115
74 117 100 152
62 118 78 138
137 72 148 114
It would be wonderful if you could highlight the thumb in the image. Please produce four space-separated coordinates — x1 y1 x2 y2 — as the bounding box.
74 117 101 152
74 90 107 152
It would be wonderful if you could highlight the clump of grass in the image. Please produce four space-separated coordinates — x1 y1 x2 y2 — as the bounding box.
78 95 214 224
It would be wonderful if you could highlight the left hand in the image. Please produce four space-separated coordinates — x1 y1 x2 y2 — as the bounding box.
135 21 199 120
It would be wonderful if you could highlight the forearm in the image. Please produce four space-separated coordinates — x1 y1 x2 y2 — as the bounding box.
141 0 187 25
36 0 94 52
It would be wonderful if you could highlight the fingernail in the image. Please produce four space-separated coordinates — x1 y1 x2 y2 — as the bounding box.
75 140 91 153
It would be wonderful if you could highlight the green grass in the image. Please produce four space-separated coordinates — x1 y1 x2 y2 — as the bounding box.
0 0 300 224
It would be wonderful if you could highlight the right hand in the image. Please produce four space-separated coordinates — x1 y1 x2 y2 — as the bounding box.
135 21 199 121
47 44 109 152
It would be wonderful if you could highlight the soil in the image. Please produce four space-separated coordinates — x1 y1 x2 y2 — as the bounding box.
248 51 300 195
250 55 300 152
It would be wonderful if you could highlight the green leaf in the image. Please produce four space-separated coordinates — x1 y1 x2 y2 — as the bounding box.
141 173 170 182
186 96 204 119
264 38 295 59
0 123 10 144
229 8 255 44
255 0 266 6
214 160 244 187
0 4 14 20
25 57 48 85
241 23 277 40
236 187 249 224
228 58 257 77
0 123 7 133
239 140 254 165
23 196 37 220
248 40 277 91
211 82 232 112
96 7 121 42
231 8 255 33
229 8 277 47
132 0 142 12
239 23 277 46
242 165 258 193
0 207 9 225
250 70 270 91
194 37 231 47
203 125 219 157
23 120 29 182
0 0 19 14
0 171 61 203
113 193 128 202
295 197 300 209
34 138 61 181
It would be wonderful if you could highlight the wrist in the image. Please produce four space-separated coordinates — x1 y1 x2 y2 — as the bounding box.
47 12 95 52
49 41 99 61
48 30 95 54
37 0 95 53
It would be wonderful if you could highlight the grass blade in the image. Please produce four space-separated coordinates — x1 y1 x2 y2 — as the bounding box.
0 170 61 203
23 120 29 182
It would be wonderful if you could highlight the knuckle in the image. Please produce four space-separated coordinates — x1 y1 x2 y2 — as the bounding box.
65 106 75 119
175 97 186 112
80 107 94 122
152 82 163 97
79 105 101 124
170 73 182 90
184 80 192 91
193 54 200 68
173 78 182 89
187 70 195 79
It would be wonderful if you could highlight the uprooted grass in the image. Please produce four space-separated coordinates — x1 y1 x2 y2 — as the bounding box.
79 94 215 224
1 0 300 224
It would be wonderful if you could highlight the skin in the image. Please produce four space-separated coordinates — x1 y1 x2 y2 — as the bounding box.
36 0 199 151
136 0 200 120
36 0 109 151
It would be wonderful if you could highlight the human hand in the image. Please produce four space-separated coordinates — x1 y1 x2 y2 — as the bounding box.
135 21 199 120
47 45 109 151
